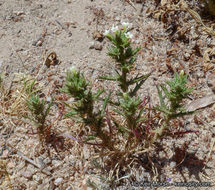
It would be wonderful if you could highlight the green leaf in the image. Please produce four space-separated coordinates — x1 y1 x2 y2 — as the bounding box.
129 76 149 97
137 107 145 120
137 117 147 123
93 88 105 99
128 72 151 85
65 110 78 117
169 110 195 119
113 108 124 117
44 97 53 117
156 85 166 109
99 75 118 81
132 47 141 56
101 92 111 116
154 106 171 115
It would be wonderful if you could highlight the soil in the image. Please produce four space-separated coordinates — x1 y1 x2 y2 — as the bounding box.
0 0 215 189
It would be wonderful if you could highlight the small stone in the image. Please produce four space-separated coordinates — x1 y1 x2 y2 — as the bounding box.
54 178 63 186
28 182 37 190
89 41 95 49
89 41 103 50
2 149 9 158
94 42 103 51
36 40 43 47
43 157 51 165
170 161 176 168
37 75 43 81
52 160 61 167
210 121 215 127
33 175 43 184
16 11 25 16
22 170 34 180
65 187 73 190
7 161 15 169
47 70 56 77
184 52 190 60
71 21 77 28
115 16 120 21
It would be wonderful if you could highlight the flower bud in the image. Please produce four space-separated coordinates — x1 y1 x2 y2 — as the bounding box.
179 70 184 77
69 66 77 74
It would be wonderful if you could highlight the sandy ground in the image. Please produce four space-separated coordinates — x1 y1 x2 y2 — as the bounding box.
0 0 215 189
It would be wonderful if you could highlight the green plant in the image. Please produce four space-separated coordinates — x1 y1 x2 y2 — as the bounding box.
63 23 151 154
63 23 196 176
152 71 194 143
62 67 114 151
101 24 150 94
25 94 53 143
24 78 37 95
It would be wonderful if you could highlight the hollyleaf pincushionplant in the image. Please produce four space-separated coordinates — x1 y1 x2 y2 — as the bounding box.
62 23 197 178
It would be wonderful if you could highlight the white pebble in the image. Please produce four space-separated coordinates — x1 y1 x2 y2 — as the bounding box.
54 178 63 186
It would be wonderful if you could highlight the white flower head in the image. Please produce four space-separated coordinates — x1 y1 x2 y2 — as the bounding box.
104 29 110 36
121 21 130 27
111 25 119 33
125 32 133 39
121 21 132 29
69 66 77 74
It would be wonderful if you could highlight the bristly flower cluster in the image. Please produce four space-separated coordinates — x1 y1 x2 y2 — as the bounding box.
62 66 114 150
152 71 194 143
156 71 193 117
101 24 150 94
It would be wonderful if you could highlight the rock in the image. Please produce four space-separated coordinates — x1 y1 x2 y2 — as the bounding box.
36 40 43 47
52 160 61 167
54 178 63 186
22 169 34 180
65 187 73 190
89 41 103 50
32 37 43 47
16 11 25 16
89 41 95 49
43 157 51 165
7 161 15 170
170 161 176 168
47 70 56 77
94 42 103 51
2 149 9 158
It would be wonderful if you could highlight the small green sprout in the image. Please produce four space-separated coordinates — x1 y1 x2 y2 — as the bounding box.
25 94 53 142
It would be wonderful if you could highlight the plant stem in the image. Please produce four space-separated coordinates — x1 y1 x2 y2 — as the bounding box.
121 68 128 92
